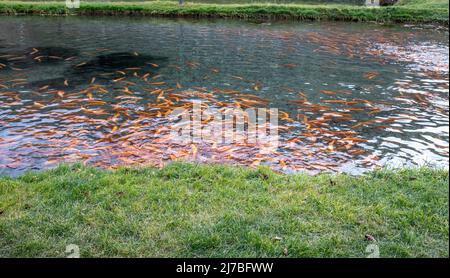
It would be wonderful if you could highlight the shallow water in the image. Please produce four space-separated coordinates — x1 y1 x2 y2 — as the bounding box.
0 16 448 175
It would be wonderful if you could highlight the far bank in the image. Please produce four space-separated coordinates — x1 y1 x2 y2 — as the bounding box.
0 1 448 24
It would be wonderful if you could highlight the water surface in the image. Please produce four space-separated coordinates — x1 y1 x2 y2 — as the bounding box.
0 16 448 175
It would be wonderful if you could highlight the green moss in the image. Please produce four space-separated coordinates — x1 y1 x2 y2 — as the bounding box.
0 163 448 257
0 1 448 24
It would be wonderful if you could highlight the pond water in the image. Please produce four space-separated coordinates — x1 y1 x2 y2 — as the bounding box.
0 16 448 176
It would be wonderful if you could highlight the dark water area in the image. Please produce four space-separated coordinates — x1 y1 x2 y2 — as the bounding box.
0 16 448 175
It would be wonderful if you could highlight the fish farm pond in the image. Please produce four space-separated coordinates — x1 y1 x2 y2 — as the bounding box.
0 16 448 176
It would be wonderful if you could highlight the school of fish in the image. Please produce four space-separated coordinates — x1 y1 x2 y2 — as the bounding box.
0 26 448 175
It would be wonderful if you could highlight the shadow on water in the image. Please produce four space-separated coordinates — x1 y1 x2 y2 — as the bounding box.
68 52 168 83
76 52 168 72
0 46 79 68
0 47 169 89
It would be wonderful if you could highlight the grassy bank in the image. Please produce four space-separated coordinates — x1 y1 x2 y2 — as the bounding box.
397 0 449 9
0 163 448 257
0 1 448 24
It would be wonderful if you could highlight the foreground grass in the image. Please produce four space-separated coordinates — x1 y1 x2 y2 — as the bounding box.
0 163 448 257
0 1 448 24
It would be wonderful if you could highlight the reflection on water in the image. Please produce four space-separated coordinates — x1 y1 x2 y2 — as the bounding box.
0 16 448 175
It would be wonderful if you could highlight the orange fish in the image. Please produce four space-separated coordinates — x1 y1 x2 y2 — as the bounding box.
320 90 337 95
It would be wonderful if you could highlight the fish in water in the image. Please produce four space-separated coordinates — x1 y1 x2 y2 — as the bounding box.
28 52 168 90
0 46 79 70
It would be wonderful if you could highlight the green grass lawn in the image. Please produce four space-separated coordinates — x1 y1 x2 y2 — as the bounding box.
0 1 448 23
397 0 449 9
0 163 448 257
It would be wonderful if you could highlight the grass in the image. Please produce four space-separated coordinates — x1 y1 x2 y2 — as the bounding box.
397 0 449 9
0 1 448 24
1 0 367 3
0 163 448 257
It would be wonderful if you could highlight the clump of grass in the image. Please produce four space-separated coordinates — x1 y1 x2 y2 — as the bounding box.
0 163 448 257
0 1 448 24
